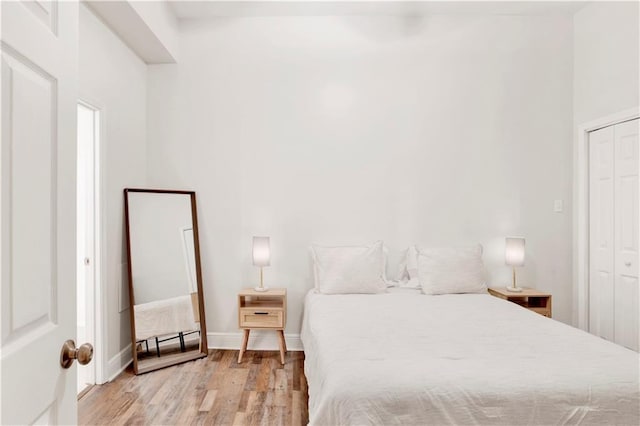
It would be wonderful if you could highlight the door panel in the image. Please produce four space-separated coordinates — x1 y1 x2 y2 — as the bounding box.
19 0 59 35
615 275 639 350
2 47 56 340
1 0 78 424
589 125 615 340
614 119 639 350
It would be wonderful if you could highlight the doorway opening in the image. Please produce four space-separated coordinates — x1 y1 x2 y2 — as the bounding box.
77 101 100 395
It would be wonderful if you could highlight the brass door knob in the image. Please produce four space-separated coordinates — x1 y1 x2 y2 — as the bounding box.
60 340 93 369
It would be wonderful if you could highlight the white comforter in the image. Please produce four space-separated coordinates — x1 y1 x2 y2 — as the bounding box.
301 289 640 425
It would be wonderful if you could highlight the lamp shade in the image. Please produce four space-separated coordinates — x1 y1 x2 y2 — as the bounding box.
252 236 270 267
505 237 525 266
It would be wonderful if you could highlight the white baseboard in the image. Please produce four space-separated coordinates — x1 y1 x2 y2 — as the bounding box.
207 331 303 352
107 344 133 382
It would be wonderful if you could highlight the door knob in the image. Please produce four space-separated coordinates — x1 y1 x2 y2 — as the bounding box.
60 340 93 369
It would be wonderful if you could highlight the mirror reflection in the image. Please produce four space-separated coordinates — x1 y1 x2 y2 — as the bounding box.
124 189 208 374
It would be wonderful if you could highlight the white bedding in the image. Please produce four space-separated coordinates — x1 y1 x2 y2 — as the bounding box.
301 289 640 425
134 294 198 340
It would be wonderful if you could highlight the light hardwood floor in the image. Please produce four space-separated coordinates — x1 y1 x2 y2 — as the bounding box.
79 350 308 425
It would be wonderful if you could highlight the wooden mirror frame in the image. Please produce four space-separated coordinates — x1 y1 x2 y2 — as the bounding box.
124 188 208 374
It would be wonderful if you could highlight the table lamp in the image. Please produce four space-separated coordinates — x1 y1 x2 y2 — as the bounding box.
505 237 525 293
252 236 270 292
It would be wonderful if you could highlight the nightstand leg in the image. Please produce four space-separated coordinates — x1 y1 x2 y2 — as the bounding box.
277 330 286 365
238 329 250 363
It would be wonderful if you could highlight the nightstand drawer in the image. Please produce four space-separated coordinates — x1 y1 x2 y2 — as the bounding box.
239 308 284 328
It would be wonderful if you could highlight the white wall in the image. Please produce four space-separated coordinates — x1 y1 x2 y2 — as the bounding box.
79 4 147 374
572 1 639 326
147 14 574 339
574 1 639 125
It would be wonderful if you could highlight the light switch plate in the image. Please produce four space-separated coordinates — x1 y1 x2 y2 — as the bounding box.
554 199 563 213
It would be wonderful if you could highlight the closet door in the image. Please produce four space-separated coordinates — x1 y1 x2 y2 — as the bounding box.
613 119 639 351
589 118 639 351
589 126 615 341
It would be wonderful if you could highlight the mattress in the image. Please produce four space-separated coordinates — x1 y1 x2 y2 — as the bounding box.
134 294 199 340
301 288 640 425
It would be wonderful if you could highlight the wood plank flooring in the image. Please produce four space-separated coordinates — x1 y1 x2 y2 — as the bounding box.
79 350 308 425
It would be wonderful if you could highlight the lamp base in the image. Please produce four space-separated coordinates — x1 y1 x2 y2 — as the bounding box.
254 286 269 292
506 286 523 293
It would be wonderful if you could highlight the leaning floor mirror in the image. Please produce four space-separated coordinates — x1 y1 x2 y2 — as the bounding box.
124 188 208 374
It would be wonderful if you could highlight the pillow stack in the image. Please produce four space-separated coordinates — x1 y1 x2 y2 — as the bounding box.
310 241 488 296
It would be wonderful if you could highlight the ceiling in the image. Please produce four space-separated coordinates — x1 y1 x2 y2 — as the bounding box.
168 1 588 19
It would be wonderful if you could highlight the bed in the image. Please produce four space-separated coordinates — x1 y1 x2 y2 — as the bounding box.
134 294 199 341
301 288 640 425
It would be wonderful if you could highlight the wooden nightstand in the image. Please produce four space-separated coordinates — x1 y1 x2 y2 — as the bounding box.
238 288 287 364
488 287 552 318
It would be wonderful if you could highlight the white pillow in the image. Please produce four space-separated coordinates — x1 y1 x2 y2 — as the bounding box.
311 241 387 294
417 244 487 295
385 249 406 287
396 246 419 287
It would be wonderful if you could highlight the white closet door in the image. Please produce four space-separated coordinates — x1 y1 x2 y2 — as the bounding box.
589 126 616 341
614 119 639 351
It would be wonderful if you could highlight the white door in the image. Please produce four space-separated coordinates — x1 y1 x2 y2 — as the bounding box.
589 118 640 351
1 1 79 424
589 125 615 341
613 119 639 351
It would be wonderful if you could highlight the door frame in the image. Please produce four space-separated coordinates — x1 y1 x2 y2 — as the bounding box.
573 106 639 331
77 96 107 384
